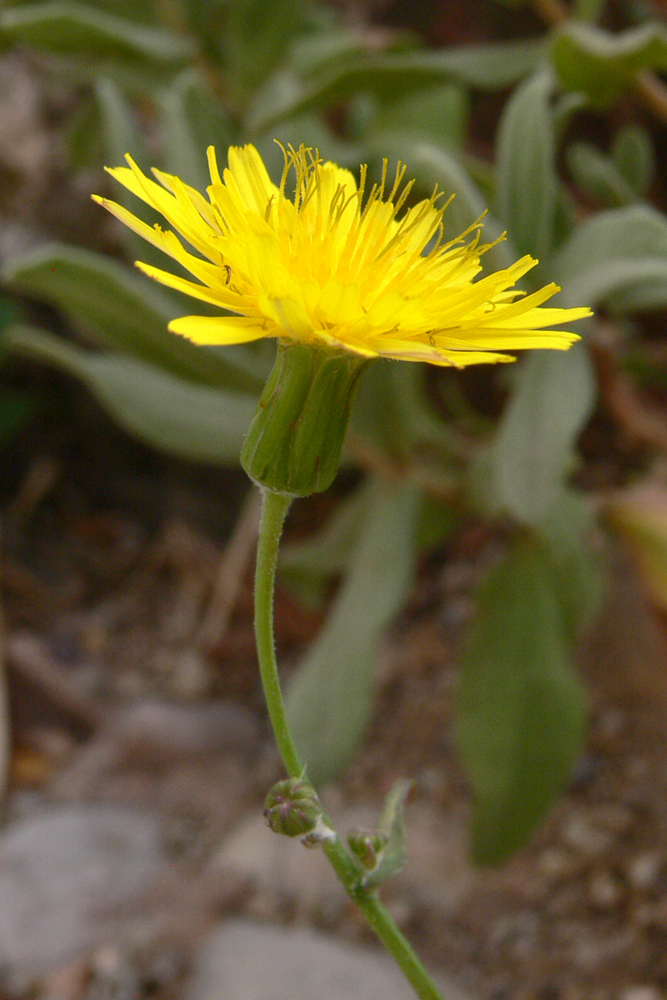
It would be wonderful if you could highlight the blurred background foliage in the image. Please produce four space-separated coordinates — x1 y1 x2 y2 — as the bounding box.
2 0 667 865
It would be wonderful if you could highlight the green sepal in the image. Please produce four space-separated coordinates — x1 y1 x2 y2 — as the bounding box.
241 339 370 497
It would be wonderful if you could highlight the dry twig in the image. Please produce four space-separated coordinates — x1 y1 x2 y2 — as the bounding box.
6 632 104 731
196 489 261 652
591 328 667 455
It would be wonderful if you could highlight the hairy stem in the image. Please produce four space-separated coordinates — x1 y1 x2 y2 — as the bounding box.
253 487 446 1000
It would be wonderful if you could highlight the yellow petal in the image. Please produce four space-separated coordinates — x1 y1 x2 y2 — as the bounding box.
169 315 272 345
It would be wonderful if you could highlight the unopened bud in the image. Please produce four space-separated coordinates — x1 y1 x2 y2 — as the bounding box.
263 778 322 838
347 827 389 870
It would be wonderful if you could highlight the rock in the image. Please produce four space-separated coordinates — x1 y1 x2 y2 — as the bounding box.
108 698 259 764
562 815 613 856
587 871 624 910
183 919 475 1000
0 805 160 973
393 802 476 915
618 989 663 1000
567 927 635 972
52 699 259 799
562 806 634 858
537 847 577 881
0 54 49 185
626 852 663 892
211 812 346 918
86 946 142 1000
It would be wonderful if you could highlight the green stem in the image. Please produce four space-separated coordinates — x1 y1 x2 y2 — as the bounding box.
254 488 302 777
254 487 446 1000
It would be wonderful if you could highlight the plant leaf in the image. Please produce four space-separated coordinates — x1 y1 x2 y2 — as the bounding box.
3 243 262 392
159 70 236 192
611 125 654 196
495 68 557 265
457 538 587 865
363 779 412 889
249 38 547 135
287 480 419 787
6 326 255 465
552 21 667 106
373 83 470 148
224 0 310 100
493 345 596 527
566 141 637 207
0 0 195 65
553 203 667 310
538 490 604 641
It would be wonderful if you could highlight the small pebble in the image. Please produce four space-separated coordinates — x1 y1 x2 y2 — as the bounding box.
591 804 634 835
562 816 612 857
588 871 623 910
626 852 663 892
88 946 141 1000
618 988 662 1000
538 848 575 881
596 708 624 741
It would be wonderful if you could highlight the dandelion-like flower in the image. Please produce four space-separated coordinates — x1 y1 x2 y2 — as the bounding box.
94 143 591 368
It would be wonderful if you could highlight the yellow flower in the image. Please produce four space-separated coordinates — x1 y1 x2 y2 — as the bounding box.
93 143 591 367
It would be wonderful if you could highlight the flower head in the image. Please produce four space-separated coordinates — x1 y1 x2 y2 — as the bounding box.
94 143 591 367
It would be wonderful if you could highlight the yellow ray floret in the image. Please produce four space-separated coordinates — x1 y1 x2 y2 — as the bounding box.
93 143 592 367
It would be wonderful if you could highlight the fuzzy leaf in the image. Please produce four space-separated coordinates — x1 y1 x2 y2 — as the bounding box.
611 125 654 196
159 71 236 192
493 345 596 527
249 38 547 134
287 481 419 787
552 21 667 106
3 243 261 392
6 326 254 465
457 538 586 865
0 1 194 64
362 779 412 889
496 69 557 265
567 141 637 207
553 203 667 310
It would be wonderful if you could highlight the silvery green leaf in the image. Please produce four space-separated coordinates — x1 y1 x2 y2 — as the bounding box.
457 538 586 865
611 125 654 196
3 243 262 392
362 779 412 889
553 203 667 309
566 141 637 207
493 345 596 528
496 69 557 265
159 70 236 192
6 326 255 465
0 1 195 64
287 481 419 787
249 38 547 135
552 21 667 106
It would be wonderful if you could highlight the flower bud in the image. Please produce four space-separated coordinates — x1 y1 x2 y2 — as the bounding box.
263 778 322 838
241 340 370 497
347 827 389 870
